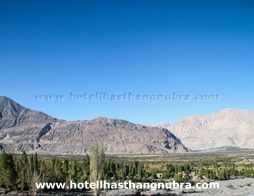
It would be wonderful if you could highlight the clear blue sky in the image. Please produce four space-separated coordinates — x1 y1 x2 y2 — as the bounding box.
1 0 254 124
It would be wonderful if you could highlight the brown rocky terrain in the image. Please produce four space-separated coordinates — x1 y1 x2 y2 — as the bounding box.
0 96 189 154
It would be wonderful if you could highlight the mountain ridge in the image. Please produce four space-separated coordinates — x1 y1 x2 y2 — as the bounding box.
146 108 254 150
0 96 189 154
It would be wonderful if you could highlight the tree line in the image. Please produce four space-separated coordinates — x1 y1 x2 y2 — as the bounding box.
0 145 254 195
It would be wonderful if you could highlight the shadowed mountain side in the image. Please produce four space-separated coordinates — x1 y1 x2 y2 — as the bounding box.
0 96 189 154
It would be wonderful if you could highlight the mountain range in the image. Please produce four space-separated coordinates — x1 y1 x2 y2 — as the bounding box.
0 96 188 154
146 109 254 150
1 96 253 154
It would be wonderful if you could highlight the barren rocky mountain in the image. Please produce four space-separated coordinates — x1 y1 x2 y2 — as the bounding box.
0 96 189 154
148 109 254 150
0 96 56 129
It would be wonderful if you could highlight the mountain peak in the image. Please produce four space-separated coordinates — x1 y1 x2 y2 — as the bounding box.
0 96 56 130
0 96 24 111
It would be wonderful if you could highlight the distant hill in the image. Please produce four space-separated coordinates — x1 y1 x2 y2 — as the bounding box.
0 96 189 154
148 109 254 150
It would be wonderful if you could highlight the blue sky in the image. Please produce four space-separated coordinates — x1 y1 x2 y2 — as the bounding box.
1 0 254 123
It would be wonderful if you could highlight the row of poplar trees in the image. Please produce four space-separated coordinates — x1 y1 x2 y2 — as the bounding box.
0 144 146 196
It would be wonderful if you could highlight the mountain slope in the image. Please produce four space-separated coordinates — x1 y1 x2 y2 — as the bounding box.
0 96 189 154
0 96 56 129
159 109 254 150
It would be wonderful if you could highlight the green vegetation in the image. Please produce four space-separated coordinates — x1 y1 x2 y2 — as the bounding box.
90 144 105 196
0 151 17 191
0 150 253 195
107 151 254 166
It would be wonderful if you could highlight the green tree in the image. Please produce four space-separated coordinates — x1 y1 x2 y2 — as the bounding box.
90 144 105 196
0 151 17 190
174 174 182 183
18 151 29 191
33 153 39 172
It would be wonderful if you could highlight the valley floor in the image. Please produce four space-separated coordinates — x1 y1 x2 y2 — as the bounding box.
104 177 254 196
